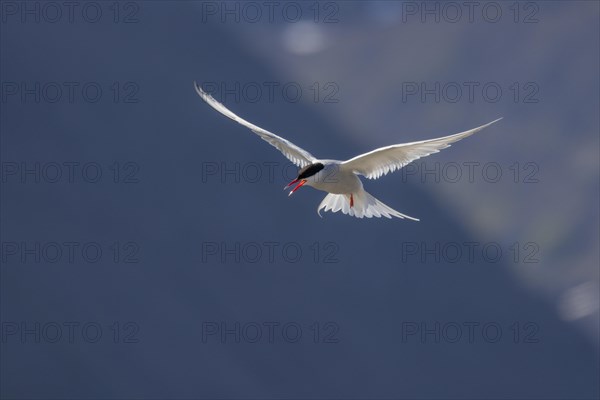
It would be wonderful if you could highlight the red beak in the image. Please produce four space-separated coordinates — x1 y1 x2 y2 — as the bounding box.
284 178 299 189
286 179 307 196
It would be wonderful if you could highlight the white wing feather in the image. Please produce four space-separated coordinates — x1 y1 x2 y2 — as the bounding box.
341 119 502 179
194 82 316 167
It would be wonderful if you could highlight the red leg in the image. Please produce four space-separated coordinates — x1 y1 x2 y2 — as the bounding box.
350 194 354 208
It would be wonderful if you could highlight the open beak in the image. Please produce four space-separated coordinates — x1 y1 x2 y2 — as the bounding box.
285 179 307 196
284 178 299 189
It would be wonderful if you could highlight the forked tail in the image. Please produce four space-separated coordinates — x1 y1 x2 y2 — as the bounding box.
317 190 419 221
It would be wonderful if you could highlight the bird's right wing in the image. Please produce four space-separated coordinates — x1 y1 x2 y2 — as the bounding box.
194 82 317 167
341 119 502 179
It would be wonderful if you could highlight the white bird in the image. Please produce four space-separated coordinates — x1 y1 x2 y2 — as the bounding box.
194 82 501 221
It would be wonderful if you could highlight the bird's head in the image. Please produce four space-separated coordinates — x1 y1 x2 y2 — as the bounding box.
285 162 324 196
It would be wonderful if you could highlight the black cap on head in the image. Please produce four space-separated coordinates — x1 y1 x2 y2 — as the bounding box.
297 163 324 180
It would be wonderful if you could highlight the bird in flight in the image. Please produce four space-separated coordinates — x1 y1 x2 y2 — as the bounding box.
194 82 501 221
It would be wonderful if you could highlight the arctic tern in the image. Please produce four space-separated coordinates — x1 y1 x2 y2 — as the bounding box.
194 82 501 221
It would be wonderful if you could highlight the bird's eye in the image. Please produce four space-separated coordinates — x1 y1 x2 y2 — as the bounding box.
298 163 324 179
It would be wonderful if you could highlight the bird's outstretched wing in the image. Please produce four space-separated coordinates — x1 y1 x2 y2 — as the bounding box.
194 82 317 167
341 118 502 179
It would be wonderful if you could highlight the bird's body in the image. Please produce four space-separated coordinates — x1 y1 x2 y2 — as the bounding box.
194 82 501 221
303 161 361 194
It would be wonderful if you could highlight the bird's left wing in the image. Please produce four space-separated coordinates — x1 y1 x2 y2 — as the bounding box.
341 118 502 179
194 82 317 167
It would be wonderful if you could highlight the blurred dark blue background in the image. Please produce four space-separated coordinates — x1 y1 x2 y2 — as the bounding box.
1 1 599 398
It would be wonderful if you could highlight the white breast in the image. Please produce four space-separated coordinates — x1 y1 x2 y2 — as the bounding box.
306 162 363 194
